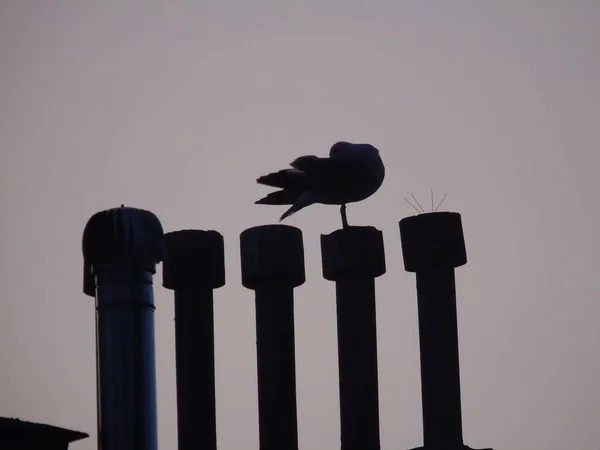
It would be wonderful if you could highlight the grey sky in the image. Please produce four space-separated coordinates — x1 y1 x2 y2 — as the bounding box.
1 2 599 449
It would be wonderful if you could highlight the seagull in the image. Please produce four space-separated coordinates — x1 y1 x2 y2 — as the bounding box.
255 141 385 228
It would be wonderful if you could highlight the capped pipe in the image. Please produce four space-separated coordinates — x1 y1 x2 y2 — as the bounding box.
82 206 163 450
400 212 492 450
240 225 305 450
321 226 386 450
162 230 226 450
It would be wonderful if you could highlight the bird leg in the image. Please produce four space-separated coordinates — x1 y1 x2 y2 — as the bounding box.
340 204 349 228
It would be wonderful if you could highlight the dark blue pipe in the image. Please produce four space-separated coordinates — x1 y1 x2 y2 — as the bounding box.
83 206 163 450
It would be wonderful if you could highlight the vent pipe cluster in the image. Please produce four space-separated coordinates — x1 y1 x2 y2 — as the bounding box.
82 206 492 450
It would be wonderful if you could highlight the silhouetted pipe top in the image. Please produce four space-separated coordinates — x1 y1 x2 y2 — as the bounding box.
240 224 305 289
82 206 163 295
82 206 163 265
399 212 467 272
321 226 386 280
162 230 225 290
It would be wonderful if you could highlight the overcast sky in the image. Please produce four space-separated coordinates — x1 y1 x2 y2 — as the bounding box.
1 2 599 449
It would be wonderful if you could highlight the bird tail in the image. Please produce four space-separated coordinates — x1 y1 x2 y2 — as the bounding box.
279 192 316 222
255 189 303 205
257 169 307 189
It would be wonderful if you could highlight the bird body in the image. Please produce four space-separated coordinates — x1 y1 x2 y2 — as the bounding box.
255 142 385 226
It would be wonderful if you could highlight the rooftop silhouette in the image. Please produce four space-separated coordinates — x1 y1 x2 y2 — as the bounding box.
0 417 88 449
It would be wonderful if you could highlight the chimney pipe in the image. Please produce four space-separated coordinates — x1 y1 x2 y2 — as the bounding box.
82 206 163 450
320 226 386 450
162 230 225 450
240 225 305 450
399 212 492 450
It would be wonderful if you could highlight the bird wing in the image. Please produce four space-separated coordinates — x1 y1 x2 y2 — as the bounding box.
289 155 320 172
289 155 372 190
255 188 304 205
256 168 308 189
257 155 367 190
256 155 374 207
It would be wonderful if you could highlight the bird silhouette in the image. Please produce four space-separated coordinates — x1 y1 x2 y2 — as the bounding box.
255 141 385 228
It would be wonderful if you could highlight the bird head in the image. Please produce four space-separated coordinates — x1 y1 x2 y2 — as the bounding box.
329 141 385 183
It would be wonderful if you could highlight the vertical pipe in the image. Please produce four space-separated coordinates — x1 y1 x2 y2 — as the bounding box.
240 225 305 450
82 206 163 450
416 268 462 447
321 226 386 450
399 212 492 450
162 230 226 450
254 283 297 449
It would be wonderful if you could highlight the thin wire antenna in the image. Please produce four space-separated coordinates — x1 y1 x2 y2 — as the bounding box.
434 193 448 212
431 189 434 212
404 197 422 214
411 194 426 213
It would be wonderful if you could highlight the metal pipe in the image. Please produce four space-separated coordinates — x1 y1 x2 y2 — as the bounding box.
400 211 493 450
254 283 297 450
321 226 386 450
415 268 463 447
162 230 225 450
82 206 163 450
240 225 305 450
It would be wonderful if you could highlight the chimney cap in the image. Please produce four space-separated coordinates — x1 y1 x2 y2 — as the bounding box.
82 206 163 290
162 229 226 290
240 224 305 290
320 226 386 280
399 212 467 272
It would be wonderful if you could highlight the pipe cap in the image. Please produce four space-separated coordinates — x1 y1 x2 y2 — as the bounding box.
320 226 386 281
240 225 305 290
399 212 467 272
162 230 225 290
82 206 163 295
